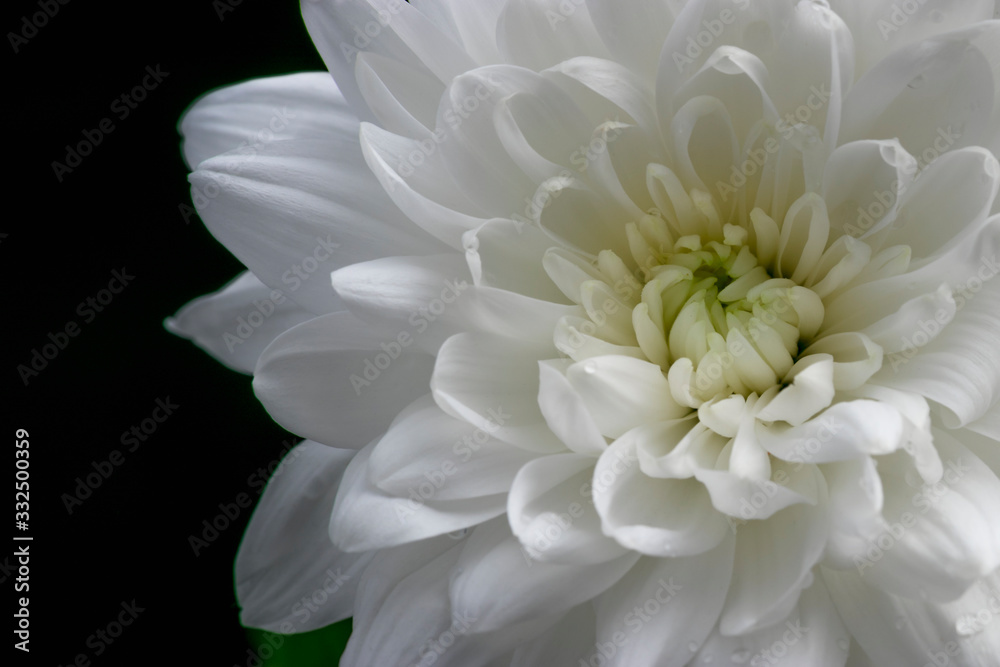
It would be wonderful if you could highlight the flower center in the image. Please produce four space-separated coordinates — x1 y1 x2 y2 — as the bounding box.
548 198 828 408
632 215 824 405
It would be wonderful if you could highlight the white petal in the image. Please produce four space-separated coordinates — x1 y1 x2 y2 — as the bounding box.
537 360 608 457
593 434 729 557
755 356 836 426
821 139 916 241
465 219 568 303
449 519 640 633
880 147 1000 259
497 0 610 71
823 214 1000 336
180 72 352 169
720 497 830 635
823 565 1000 667
431 333 566 452
354 50 443 135
967 404 1000 440
829 0 995 78
190 139 446 314
874 268 1000 428
343 532 548 667
584 0 682 80
368 395 538 501
416 0 505 65
593 536 736 667
757 399 905 463
507 453 629 564
235 441 373 632
694 578 850 667
358 122 488 247
840 21 1000 161
331 439 506 552
253 312 435 449
165 271 315 374
566 356 687 439
862 284 957 354
510 604 596 667
330 253 472 352
854 431 1000 602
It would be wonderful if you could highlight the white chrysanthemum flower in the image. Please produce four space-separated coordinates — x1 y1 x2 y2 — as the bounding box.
168 1 1000 665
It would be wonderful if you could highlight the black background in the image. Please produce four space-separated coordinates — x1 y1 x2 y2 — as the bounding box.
7 1 333 664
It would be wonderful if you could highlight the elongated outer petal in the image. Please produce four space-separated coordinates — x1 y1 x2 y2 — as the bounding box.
190 138 447 314
253 311 435 449
332 254 578 354
179 72 353 169
165 271 315 374
236 441 373 632
823 565 1000 667
331 253 472 352
331 439 506 553
450 518 640 633
592 534 735 666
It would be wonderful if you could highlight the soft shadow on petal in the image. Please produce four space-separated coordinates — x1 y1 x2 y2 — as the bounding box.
236 441 373 632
